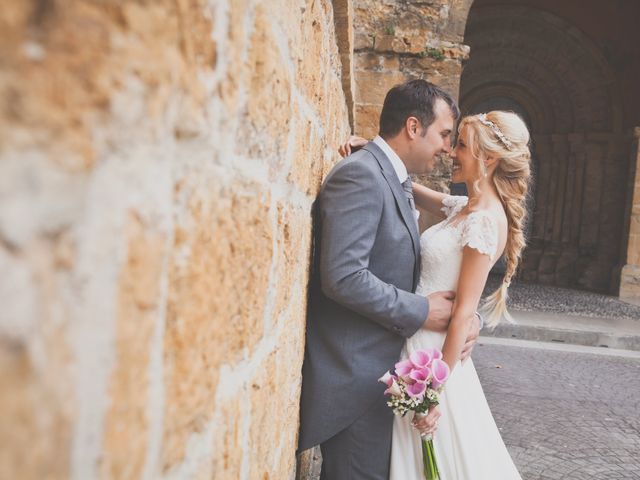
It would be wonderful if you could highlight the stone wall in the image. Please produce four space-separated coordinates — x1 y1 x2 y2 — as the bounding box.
0 1 351 478
351 0 472 230
353 0 472 141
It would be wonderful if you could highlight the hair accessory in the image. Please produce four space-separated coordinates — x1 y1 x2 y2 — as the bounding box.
477 113 513 150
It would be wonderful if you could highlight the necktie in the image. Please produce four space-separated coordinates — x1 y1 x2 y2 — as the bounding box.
402 177 419 228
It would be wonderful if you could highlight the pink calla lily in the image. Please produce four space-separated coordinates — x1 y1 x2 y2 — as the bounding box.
430 359 450 389
378 371 395 387
406 380 427 400
384 378 403 397
409 367 432 383
409 349 434 369
394 359 414 379
426 347 442 361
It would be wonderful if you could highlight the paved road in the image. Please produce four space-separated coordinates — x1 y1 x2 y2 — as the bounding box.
474 338 640 479
297 338 640 479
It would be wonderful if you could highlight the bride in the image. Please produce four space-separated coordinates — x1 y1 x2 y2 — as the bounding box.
342 110 531 479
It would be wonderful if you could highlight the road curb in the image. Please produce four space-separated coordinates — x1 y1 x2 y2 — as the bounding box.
481 323 640 351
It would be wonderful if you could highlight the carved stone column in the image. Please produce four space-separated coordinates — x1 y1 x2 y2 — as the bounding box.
620 127 640 299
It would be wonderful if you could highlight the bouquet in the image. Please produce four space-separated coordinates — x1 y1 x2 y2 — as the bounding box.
379 348 450 480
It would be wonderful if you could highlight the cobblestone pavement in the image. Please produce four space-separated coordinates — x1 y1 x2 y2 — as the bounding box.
483 274 640 321
297 339 640 480
474 340 640 479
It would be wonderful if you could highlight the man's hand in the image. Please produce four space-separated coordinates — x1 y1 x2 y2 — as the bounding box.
338 135 368 157
413 405 441 437
423 291 455 332
460 314 481 364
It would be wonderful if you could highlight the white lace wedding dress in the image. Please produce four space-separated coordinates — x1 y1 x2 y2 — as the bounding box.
390 195 522 480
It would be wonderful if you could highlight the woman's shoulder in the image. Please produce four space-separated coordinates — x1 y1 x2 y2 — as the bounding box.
460 205 505 259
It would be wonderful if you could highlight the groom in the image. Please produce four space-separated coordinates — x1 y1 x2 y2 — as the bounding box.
298 80 481 479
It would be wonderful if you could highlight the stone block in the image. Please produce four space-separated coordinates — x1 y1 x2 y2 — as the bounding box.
0 343 72 480
355 52 401 73
241 5 293 169
355 103 382 139
354 70 406 106
620 264 640 299
626 234 640 266
101 213 168 479
248 309 307 479
294 0 343 117
210 392 246 480
0 243 75 480
161 184 274 470
271 203 314 322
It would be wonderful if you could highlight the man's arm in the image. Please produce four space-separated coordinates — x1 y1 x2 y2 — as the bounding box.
319 160 428 338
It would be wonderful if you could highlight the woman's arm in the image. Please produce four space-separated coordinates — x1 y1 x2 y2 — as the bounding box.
440 246 493 373
412 182 448 218
414 244 492 436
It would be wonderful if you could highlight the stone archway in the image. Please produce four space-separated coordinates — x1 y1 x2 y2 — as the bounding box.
460 4 632 293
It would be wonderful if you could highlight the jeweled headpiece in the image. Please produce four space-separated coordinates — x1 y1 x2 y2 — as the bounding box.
476 113 513 150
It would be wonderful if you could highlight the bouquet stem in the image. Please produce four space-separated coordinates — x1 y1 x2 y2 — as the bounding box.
421 436 440 480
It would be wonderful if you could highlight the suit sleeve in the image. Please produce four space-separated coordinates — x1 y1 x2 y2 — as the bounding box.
319 160 429 338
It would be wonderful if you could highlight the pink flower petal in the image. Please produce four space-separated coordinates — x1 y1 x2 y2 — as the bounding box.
406 381 426 400
409 367 432 383
410 349 433 369
384 378 403 397
378 371 395 387
421 347 442 362
431 349 443 361
394 359 414 379
430 359 450 389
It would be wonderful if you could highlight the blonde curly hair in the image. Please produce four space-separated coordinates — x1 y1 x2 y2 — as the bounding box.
458 111 532 326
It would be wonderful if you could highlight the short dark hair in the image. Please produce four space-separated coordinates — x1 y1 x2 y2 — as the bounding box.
379 79 460 138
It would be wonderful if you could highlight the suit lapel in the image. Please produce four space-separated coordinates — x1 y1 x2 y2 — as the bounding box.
363 143 421 287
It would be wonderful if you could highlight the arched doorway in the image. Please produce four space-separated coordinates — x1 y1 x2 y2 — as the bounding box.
459 2 640 294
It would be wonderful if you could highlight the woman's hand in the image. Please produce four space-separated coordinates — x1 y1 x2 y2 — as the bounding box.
413 404 441 437
461 314 481 364
338 135 368 157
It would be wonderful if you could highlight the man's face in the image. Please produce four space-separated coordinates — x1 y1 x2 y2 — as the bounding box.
411 98 455 174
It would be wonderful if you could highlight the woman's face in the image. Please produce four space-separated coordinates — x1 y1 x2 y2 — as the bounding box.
450 125 480 184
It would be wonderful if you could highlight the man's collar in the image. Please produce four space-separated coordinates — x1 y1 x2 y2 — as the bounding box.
372 136 408 184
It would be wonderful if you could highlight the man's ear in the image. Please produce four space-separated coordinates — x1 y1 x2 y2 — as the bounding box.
406 116 420 139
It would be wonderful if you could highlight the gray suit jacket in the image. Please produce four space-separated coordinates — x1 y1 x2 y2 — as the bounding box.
298 142 430 451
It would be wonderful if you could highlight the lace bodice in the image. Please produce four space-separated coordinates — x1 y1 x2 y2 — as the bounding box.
416 195 499 297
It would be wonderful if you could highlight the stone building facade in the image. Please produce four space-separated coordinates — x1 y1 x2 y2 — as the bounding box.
350 0 640 296
461 1 640 296
1 1 639 479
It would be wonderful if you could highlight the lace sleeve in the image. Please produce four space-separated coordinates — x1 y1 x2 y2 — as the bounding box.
460 211 499 259
440 195 468 218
